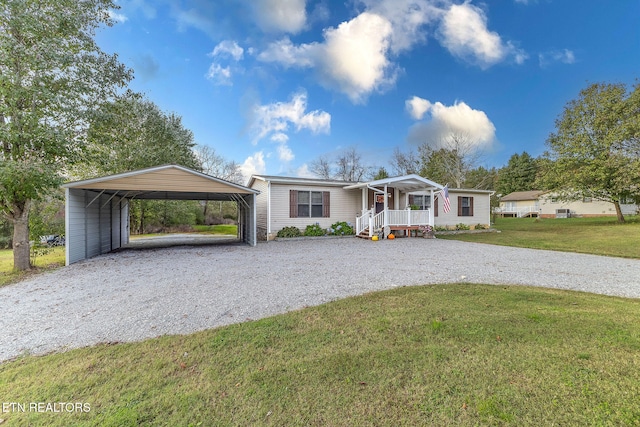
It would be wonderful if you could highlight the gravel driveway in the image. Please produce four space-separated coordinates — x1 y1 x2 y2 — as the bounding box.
2 238 640 363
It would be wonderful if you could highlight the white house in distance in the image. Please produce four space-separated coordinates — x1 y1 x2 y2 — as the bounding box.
248 174 493 240
497 190 639 218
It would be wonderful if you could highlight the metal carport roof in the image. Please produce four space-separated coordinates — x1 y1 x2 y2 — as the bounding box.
62 164 259 265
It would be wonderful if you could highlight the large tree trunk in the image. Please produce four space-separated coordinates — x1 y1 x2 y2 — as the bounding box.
614 201 625 223
11 200 32 271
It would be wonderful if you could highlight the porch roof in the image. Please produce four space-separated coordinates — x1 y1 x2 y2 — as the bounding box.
343 174 444 193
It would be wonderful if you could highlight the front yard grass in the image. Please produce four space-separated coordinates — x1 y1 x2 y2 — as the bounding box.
438 216 640 258
0 246 65 287
1 284 639 426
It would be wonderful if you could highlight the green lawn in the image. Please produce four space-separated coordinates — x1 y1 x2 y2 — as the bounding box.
0 246 65 287
191 224 237 235
1 284 639 426
438 216 640 258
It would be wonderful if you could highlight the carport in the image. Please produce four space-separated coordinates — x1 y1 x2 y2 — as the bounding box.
62 164 259 265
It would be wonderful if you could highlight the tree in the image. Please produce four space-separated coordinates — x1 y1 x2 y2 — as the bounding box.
309 147 370 181
195 145 243 184
372 167 390 180
194 144 242 224
80 93 206 232
81 92 199 176
393 132 485 187
0 0 132 270
309 156 332 180
496 152 539 195
542 82 640 222
390 147 419 175
465 166 498 190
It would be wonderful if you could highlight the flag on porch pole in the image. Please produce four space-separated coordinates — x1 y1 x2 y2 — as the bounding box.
441 185 451 213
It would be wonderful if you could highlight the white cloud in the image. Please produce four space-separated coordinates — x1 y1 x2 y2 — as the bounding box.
258 12 395 103
205 63 233 85
295 163 316 178
211 40 244 61
405 95 432 120
108 10 128 23
407 99 496 148
277 143 295 162
257 37 317 67
251 0 307 34
240 152 266 184
538 49 576 68
437 2 526 68
250 91 330 144
172 3 218 38
359 0 444 53
318 12 395 103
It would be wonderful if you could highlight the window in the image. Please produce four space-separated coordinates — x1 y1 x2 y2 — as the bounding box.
408 194 431 210
458 196 474 217
290 190 330 218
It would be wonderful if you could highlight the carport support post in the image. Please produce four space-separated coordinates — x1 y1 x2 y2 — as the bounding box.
65 188 70 266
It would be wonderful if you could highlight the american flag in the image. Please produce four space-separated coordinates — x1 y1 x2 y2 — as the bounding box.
441 185 451 213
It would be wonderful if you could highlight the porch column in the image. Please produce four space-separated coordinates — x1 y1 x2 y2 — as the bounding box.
361 187 367 214
383 184 388 226
393 187 399 210
429 188 435 226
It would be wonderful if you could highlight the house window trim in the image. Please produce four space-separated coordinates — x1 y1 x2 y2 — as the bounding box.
289 190 330 218
457 196 474 217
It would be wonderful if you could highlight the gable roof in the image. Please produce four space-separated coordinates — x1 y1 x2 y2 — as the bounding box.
343 174 444 192
63 164 258 200
500 190 547 201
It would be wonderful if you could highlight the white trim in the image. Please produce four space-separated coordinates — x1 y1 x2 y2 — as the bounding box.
344 174 444 191
64 164 259 194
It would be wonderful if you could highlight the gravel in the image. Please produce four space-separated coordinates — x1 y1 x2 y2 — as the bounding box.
2 238 640 363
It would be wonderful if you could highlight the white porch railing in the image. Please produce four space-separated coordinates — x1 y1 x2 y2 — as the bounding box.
356 208 433 237
356 209 373 235
494 206 538 218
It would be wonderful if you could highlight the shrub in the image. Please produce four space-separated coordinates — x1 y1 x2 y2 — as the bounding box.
434 225 449 232
327 221 354 236
475 223 488 230
455 223 470 231
304 223 325 237
276 226 302 238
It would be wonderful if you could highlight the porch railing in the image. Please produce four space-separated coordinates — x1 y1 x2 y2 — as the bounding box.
356 208 433 237
356 209 373 236
387 209 431 226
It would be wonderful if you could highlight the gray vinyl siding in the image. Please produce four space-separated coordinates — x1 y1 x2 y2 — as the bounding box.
269 184 361 237
434 190 491 228
237 193 257 246
252 179 269 240
65 189 129 265
66 189 87 265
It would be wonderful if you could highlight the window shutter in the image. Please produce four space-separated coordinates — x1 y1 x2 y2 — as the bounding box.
457 196 463 216
470 197 474 217
408 194 414 205
434 196 438 217
290 190 298 218
322 191 330 217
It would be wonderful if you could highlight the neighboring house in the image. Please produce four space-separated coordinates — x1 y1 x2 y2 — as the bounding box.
497 190 639 218
249 174 493 240
495 190 546 217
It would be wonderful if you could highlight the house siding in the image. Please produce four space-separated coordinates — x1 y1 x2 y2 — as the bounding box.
436 190 491 228
269 183 361 239
539 195 638 218
252 179 269 240
402 190 491 228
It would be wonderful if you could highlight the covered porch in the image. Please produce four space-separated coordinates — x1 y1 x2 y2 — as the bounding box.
344 175 444 239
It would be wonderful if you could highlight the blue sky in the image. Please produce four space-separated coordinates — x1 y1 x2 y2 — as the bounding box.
97 0 640 183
